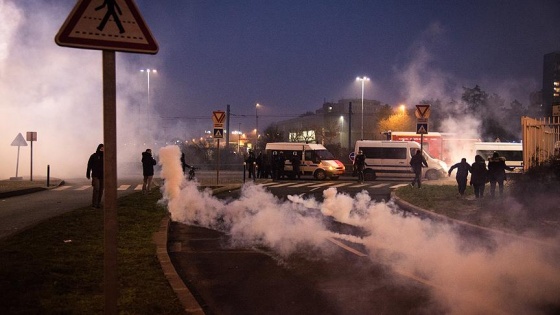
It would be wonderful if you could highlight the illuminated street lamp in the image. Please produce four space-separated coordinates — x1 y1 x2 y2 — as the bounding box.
356 76 370 139
140 69 157 110
255 103 261 149
399 104 406 115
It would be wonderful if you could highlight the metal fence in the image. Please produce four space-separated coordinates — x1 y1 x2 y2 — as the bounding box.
521 116 560 172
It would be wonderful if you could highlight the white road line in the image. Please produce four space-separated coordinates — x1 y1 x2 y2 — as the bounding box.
117 185 131 191
327 237 368 257
134 185 143 191
266 182 296 187
390 183 410 189
75 185 91 191
348 183 369 188
371 183 389 188
289 182 315 187
53 186 71 191
330 182 355 188
308 182 335 188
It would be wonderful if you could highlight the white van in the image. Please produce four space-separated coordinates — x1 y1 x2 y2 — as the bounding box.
474 142 523 172
354 140 448 181
265 142 345 180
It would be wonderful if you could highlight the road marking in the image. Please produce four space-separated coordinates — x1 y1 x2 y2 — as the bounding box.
53 186 71 191
118 185 131 191
371 183 389 188
390 183 410 189
327 237 368 257
75 185 91 191
330 182 354 188
266 182 295 187
348 183 369 188
134 185 143 191
308 182 335 188
289 182 315 187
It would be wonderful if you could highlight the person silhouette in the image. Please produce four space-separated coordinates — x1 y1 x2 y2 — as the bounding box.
95 0 125 34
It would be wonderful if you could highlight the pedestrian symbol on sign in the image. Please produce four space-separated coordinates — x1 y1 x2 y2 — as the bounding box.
95 0 125 34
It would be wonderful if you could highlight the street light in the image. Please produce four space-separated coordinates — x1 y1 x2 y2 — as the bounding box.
399 104 406 115
255 103 260 149
356 76 370 139
140 69 157 111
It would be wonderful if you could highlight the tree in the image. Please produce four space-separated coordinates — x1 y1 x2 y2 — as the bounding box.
461 85 488 115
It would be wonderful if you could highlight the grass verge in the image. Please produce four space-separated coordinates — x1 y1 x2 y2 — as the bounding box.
0 190 184 315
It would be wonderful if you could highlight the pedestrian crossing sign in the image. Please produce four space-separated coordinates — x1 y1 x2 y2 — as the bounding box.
214 129 224 138
416 123 428 134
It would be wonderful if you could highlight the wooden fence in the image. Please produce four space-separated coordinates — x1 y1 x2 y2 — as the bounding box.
521 116 560 172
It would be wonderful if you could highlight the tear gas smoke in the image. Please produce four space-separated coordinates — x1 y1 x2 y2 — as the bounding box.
159 145 560 315
0 1 164 180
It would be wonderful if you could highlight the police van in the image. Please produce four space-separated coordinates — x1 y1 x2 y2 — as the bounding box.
265 142 345 180
473 142 523 172
354 140 448 181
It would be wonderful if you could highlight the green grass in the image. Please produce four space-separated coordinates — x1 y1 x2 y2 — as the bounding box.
0 190 184 315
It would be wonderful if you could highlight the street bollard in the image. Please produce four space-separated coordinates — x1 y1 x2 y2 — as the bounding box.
47 165 50 187
243 162 246 183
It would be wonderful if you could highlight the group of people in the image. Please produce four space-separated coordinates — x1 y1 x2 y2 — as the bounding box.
448 152 513 198
244 150 301 180
85 144 158 209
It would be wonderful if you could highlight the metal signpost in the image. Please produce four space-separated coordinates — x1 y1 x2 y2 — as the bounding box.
26 132 37 181
415 104 431 153
213 110 225 184
55 1 157 313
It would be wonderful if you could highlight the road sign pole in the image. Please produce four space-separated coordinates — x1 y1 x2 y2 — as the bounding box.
102 50 118 315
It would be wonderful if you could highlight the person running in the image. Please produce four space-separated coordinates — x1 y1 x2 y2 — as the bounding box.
469 154 488 199
448 158 471 197
86 144 104 208
487 151 514 197
410 149 428 188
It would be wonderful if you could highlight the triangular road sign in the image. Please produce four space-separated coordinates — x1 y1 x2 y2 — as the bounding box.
416 123 428 134
212 111 226 124
55 0 158 54
214 129 224 139
415 104 431 118
11 133 28 147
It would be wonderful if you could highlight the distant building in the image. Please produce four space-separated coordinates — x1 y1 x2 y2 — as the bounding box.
543 51 560 116
276 98 383 149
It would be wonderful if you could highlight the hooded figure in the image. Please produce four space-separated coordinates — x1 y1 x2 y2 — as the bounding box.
448 158 471 196
86 144 104 208
469 154 488 198
141 149 157 194
487 151 513 197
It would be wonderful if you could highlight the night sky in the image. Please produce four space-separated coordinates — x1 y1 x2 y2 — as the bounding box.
0 0 559 178
128 0 560 128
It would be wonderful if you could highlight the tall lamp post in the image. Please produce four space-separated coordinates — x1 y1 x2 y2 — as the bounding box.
255 103 260 150
140 68 157 112
356 76 369 140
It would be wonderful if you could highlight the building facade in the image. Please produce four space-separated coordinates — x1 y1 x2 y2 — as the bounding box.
543 51 560 116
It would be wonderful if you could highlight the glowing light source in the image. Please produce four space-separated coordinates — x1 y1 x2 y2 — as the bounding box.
356 76 370 139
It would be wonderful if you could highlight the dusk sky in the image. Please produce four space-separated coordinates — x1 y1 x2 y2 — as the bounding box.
1 0 559 178
128 0 560 128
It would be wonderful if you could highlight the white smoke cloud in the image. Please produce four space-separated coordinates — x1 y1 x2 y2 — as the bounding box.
159 144 560 314
0 0 162 180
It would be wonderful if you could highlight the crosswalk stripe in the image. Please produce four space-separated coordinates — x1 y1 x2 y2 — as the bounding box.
289 182 315 187
348 183 369 188
75 185 91 191
390 183 410 189
308 182 335 188
371 183 389 188
118 185 131 191
330 182 354 188
134 185 143 191
53 186 71 191
266 182 295 187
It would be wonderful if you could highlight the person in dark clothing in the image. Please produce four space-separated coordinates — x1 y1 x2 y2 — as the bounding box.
142 149 157 194
487 151 514 197
86 144 104 208
410 149 428 188
291 153 302 179
469 154 488 198
256 152 264 178
246 151 256 180
276 151 286 180
448 158 471 196
180 152 192 175
354 150 366 183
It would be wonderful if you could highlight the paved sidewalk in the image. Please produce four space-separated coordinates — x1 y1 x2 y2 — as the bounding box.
0 177 63 199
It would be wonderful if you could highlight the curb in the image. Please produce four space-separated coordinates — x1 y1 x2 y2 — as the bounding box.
153 183 243 314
